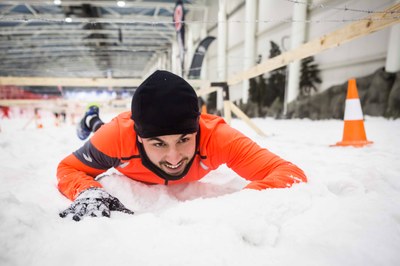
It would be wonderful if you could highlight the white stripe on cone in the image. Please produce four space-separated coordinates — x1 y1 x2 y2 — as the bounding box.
344 99 364 121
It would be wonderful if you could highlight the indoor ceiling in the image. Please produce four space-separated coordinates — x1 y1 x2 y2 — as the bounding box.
0 0 207 80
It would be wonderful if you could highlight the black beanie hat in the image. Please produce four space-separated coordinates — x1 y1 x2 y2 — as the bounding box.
131 70 200 138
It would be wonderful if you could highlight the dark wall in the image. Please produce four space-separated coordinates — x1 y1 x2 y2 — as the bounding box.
287 68 400 119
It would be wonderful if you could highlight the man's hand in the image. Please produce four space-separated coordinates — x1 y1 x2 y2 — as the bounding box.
59 188 134 221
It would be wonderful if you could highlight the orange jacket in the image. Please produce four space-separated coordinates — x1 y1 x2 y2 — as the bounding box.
57 112 307 200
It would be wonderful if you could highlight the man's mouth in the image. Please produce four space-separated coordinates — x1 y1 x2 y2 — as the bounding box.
164 161 183 169
161 160 186 175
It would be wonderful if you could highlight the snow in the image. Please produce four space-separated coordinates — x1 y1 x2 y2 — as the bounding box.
1 112 400 266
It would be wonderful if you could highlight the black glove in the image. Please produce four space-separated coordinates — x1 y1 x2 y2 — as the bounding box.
59 188 134 221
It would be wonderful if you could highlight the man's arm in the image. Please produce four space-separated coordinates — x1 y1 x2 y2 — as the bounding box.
57 120 135 220
209 123 307 190
57 156 134 221
243 160 307 190
57 152 105 200
57 120 123 200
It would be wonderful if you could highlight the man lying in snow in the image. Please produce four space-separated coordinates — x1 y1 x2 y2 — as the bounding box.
57 70 307 221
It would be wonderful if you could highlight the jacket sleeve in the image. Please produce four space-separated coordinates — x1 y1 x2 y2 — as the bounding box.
57 122 122 200
208 123 307 190
57 153 105 200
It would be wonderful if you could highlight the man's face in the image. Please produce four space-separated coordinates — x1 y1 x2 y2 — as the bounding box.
138 133 197 176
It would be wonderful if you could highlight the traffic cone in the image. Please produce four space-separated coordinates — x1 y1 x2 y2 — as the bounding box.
35 114 43 129
332 79 373 147
201 104 207 114
34 108 43 129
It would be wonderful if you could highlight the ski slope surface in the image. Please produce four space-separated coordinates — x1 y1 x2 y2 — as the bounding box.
1 113 399 266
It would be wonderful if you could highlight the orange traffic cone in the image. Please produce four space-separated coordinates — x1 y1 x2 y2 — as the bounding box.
34 108 43 129
35 114 43 129
201 104 207 114
332 79 373 147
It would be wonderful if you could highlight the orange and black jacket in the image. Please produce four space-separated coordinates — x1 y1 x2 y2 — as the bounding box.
57 112 307 200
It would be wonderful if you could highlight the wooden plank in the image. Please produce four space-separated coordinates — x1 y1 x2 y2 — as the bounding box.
0 98 130 107
196 85 219 97
227 2 400 85
223 100 232 124
229 101 266 137
0 77 142 87
0 76 210 88
0 99 50 106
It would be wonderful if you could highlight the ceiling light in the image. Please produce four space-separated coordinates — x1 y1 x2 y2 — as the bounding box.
117 1 126 7
65 17 72 23
54 0 61 5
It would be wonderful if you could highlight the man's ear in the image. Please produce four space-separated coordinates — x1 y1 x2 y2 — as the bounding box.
137 136 143 143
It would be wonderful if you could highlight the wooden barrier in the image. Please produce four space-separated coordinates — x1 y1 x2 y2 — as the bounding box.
227 2 400 86
0 76 210 88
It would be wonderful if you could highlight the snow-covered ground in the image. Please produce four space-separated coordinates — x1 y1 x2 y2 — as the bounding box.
1 112 399 266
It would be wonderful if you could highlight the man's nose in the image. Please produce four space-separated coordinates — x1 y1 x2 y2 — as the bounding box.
166 147 181 164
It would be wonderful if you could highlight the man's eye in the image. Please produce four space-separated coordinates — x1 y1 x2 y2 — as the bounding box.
153 142 165 147
179 138 190 143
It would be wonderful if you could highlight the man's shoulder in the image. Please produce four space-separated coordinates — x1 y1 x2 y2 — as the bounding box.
107 111 134 129
93 111 135 141
199 113 225 127
199 113 237 139
199 113 245 141
90 111 137 155
115 111 133 122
